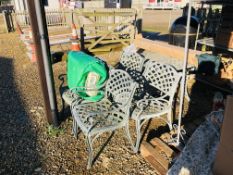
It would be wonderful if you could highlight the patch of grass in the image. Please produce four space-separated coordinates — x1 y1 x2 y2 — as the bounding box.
47 125 65 137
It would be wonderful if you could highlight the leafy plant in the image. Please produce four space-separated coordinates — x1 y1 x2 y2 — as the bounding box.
47 125 64 137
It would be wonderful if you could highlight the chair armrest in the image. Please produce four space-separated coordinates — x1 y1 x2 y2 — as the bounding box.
70 81 106 95
58 74 67 93
70 82 106 92
136 98 169 110
69 85 106 103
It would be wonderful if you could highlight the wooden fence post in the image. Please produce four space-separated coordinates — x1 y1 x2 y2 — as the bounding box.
80 26 85 51
2 11 9 33
2 10 14 33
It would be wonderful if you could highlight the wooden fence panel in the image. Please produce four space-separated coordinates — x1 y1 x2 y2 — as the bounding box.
45 10 67 27
13 11 30 27
13 9 68 29
0 11 14 33
0 13 7 33
74 8 138 52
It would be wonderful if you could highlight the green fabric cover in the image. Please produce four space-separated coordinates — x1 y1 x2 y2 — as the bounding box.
67 51 108 102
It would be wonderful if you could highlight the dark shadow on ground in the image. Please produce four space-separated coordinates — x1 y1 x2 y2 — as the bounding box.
142 31 169 42
0 57 41 174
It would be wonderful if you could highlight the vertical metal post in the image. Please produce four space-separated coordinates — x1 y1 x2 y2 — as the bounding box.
194 23 200 50
80 27 85 51
27 0 59 126
168 9 172 32
2 11 9 33
176 0 192 145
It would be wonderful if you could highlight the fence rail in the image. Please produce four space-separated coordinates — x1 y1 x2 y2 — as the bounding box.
0 13 7 33
44 10 67 27
74 8 137 32
73 8 138 52
13 11 30 27
2 8 139 37
13 9 68 28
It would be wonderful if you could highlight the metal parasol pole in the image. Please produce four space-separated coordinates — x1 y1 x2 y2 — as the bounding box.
176 0 192 145
27 0 59 126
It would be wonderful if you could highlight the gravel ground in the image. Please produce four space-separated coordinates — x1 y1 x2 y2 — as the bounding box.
0 32 216 175
0 33 158 175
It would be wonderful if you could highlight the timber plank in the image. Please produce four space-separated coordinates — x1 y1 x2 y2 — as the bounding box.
146 155 167 175
141 142 170 171
89 43 123 52
150 138 174 158
133 36 202 66
99 39 130 44
160 132 171 143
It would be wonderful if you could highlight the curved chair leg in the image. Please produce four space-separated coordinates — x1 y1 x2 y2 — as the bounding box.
86 135 94 170
135 119 142 153
124 122 134 151
185 78 190 102
61 98 66 116
72 119 79 138
167 110 173 131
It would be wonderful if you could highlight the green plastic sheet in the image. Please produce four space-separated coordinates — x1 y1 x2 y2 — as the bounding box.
67 51 108 102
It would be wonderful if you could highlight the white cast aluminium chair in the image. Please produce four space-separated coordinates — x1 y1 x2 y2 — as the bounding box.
71 69 137 169
131 60 182 152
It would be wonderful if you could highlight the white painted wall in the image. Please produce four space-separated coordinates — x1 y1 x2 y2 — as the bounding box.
13 0 27 12
132 0 189 9
13 0 61 11
45 0 61 10
84 1 104 8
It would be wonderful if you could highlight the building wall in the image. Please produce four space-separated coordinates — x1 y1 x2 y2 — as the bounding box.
84 1 104 8
44 0 61 9
13 0 61 11
132 0 189 9
13 0 27 11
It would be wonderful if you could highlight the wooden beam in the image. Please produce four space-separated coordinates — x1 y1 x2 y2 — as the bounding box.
140 142 168 175
87 17 133 50
89 43 123 52
133 35 204 67
84 22 132 27
99 39 130 44
150 138 175 158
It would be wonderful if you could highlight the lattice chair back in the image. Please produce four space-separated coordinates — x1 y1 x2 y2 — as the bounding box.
120 50 145 72
105 69 137 111
143 60 181 103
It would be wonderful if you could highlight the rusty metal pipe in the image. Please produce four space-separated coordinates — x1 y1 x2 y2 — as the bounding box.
27 0 58 126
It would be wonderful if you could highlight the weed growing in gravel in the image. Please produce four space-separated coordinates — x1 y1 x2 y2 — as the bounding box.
47 125 65 137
